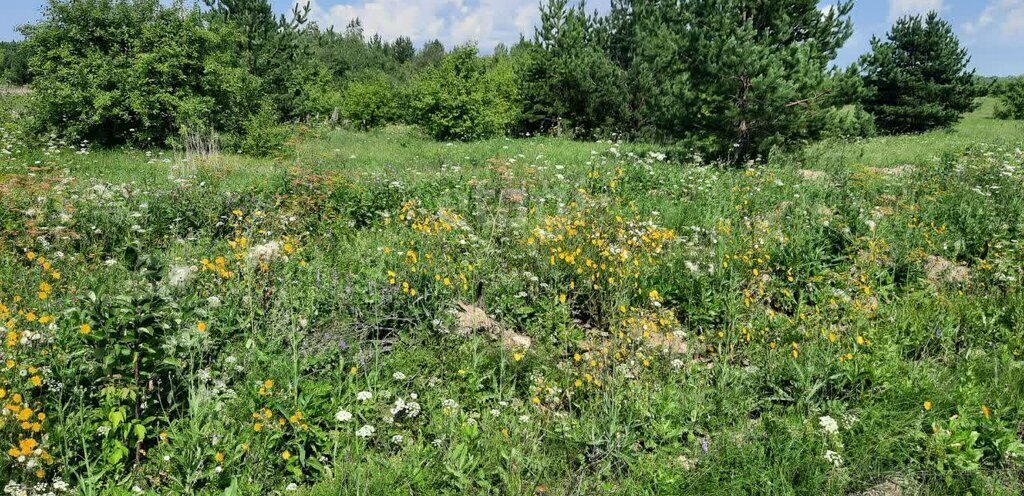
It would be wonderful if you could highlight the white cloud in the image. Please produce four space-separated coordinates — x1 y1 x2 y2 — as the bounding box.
302 0 541 50
963 0 1024 39
888 0 945 19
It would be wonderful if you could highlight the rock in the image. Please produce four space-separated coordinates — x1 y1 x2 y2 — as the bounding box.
455 302 532 350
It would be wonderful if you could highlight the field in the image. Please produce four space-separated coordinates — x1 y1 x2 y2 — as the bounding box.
2 97 1024 494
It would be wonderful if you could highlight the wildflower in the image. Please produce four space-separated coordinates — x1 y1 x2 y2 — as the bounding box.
79 324 91 334
335 409 353 422
818 416 839 435
355 424 375 438
392 371 407 381
196 322 207 333
356 391 373 402
281 450 291 461
924 401 933 411
513 353 524 362
391 434 404 445
982 405 992 418
824 450 843 467
285 483 298 491
214 452 224 463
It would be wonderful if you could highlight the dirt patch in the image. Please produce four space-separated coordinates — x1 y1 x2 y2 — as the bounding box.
866 164 915 177
642 331 689 354
799 169 827 181
852 476 912 496
0 86 32 96
925 255 970 285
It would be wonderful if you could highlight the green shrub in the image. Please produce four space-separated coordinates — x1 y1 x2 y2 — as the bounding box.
21 0 322 152
0 41 32 85
409 45 520 141
341 73 402 130
822 105 877 139
993 78 1024 120
23 0 259 147
225 103 292 157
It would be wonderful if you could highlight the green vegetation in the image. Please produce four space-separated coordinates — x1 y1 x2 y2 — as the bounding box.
994 78 1024 120
14 0 996 164
2 90 1024 494
0 41 31 85
860 12 978 134
2 0 1023 493
519 0 858 161
409 46 520 141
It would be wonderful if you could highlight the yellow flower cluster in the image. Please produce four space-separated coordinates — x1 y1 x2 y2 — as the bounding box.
0 251 57 480
385 202 476 298
530 202 675 295
201 256 235 280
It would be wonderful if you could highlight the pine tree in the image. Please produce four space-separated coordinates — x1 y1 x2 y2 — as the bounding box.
630 0 854 161
518 0 627 137
860 12 977 133
526 0 854 160
391 37 415 64
203 0 320 118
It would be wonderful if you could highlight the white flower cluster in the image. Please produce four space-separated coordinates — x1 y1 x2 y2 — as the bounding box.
818 415 840 436
3 479 70 496
824 450 843 467
390 394 421 419
356 424 376 438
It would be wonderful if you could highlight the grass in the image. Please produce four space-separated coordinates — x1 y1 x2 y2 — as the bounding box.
804 98 1024 168
1 98 1023 495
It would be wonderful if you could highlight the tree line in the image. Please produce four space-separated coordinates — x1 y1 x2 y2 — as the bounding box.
3 0 1022 160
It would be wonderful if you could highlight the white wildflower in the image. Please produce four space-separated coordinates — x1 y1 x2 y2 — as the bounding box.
819 415 840 435
355 424 376 438
824 450 843 467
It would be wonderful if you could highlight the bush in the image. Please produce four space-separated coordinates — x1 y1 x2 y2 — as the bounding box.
993 78 1024 120
341 73 403 130
23 0 256 147
21 0 322 152
822 105 877 139
0 41 32 85
409 45 520 141
225 103 292 157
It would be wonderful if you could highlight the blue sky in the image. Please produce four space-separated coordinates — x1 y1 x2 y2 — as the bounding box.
2 0 1022 75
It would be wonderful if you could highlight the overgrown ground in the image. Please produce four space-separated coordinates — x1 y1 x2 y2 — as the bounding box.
1 98 1023 495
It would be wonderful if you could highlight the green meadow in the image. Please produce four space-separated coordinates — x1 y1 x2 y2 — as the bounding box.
2 95 1023 494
